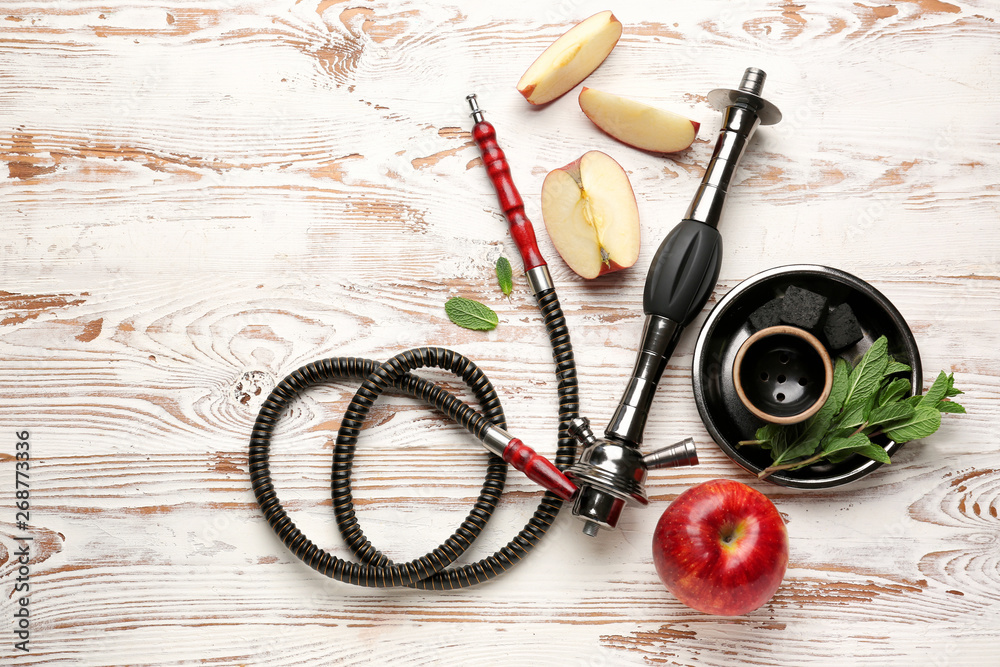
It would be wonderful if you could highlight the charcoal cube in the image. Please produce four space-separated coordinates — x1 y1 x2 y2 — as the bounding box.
824 303 863 350
748 297 783 331
779 286 828 330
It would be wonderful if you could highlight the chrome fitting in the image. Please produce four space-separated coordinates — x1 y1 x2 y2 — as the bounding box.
565 418 698 536
525 265 554 296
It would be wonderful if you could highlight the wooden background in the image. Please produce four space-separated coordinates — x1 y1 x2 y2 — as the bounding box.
1 0 998 664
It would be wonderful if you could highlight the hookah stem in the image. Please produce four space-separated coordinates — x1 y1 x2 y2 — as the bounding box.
605 68 774 449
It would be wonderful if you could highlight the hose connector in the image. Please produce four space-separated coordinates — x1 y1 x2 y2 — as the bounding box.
565 418 698 536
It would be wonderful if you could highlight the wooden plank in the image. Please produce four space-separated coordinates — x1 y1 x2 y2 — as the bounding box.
1 0 999 664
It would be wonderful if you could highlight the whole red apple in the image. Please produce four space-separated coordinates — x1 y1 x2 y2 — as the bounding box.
652 479 788 616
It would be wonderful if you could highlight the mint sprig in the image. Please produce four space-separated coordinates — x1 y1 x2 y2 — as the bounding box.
496 257 514 297
738 335 965 478
445 297 498 331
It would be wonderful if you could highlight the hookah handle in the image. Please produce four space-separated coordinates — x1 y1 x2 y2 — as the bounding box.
470 120 547 271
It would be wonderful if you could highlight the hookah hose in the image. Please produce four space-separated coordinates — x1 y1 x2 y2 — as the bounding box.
248 96 579 589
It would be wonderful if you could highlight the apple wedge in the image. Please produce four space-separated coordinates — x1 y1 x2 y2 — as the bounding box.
541 151 640 279
579 87 699 153
517 11 623 106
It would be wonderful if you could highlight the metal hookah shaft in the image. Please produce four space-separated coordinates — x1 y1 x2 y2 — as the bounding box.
606 67 782 447
565 68 782 536
465 93 578 502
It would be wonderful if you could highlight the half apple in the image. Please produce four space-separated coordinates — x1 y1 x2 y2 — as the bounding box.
579 87 699 153
541 151 640 279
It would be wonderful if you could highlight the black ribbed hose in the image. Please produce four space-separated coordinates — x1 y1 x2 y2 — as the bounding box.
248 287 579 589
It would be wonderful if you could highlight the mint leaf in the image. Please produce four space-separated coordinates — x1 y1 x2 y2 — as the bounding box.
750 422 785 451
822 358 852 419
774 436 822 466
920 371 950 408
842 336 889 410
766 422 800 461
822 431 871 455
825 442 891 464
867 401 916 429
878 377 911 407
445 297 499 331
885 405 942 443
884 359 911 376
937 400 966 414
846 443 892 464
837 393 876 430
795 358 851 441
495 257 514 297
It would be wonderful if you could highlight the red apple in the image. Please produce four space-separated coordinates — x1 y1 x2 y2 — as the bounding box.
652 479 788 616
540 150 640 279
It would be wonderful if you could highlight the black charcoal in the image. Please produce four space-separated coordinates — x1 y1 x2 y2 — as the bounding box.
779 286 828 330
824 303 863 350
748 297 783 331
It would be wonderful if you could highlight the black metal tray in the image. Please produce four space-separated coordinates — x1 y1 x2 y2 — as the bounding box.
692 265 922 488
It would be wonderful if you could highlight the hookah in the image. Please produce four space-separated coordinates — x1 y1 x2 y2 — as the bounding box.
248 67 781 587
565 67 782 535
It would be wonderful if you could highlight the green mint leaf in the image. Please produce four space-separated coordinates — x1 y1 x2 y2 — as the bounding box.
776 437 823 465
822 358 852 419
495 257 514 297
845 443 892 464
885 405 942 443
937 400 966 414
767 423 801 462
945 374 963 398
822 431 871 455
793 358 852 448
842 336 889 411
751 422 785 452
867 402 916 429
837 394 876 430
445 297 499 331
878 377 912 408
920 371 950 408
825 442 892 464
884 359 911 376
826 448 857 464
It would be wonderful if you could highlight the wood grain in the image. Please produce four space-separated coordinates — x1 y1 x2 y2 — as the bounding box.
1 0 999 664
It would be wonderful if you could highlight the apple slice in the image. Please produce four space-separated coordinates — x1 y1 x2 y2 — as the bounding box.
517 11 623 106
579 87 699 153
541 151 640 279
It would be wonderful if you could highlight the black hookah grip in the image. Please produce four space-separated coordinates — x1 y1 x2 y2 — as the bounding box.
642 219 722 326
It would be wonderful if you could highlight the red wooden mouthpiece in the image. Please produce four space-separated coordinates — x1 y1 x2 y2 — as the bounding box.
502 438 578 501
471 120 547 271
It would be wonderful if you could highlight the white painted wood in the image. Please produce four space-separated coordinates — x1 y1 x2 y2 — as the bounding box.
1 0 998 664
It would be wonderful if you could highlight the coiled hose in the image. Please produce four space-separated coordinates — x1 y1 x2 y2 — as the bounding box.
249 287 579 589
